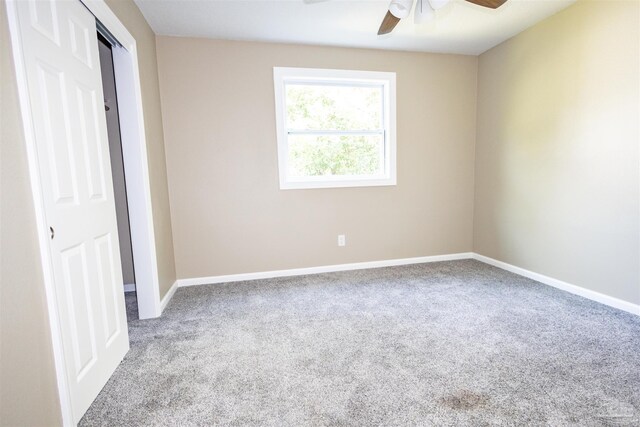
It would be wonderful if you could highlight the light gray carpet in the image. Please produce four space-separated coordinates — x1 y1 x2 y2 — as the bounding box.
125 291 139 322
80 260 640 426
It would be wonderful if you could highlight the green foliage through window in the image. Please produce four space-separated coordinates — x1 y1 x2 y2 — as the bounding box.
288 135 382 177
285 83 384 177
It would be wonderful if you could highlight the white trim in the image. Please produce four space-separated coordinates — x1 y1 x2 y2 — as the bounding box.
472 254 640 316
81 0 132 49
110 45 161 319
82 0 162 320
5 2 74 424
177 253 474 287
159 281 179 313
279 176 396 190
123 283 136 292
273 67 397 190
175 251 639 317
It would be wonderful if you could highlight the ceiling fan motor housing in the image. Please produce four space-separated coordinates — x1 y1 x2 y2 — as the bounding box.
389 0 414 19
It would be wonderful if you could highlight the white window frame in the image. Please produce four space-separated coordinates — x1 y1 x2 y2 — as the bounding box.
273 67 397 190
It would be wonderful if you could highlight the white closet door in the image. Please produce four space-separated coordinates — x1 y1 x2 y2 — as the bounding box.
12 0 129 422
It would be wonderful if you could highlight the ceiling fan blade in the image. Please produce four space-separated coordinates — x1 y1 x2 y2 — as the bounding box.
465 0 508 9
378 10 401 35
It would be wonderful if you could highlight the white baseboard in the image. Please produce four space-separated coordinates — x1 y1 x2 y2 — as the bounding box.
169 251 638 317
159 280 179 314
123 283 136 292
176 252 474 288
472 253 640 316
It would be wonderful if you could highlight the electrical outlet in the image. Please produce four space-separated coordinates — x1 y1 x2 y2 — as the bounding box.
338 234 346 247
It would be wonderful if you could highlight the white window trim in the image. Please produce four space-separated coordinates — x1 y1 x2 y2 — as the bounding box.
273 67 397 190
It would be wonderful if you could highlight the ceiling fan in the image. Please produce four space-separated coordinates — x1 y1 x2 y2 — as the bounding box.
378 0 508 35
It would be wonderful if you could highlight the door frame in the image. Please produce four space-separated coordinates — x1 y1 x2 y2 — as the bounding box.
90 1 162 321
5 0 161 424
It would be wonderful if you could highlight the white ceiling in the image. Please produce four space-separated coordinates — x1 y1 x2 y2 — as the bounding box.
134 0 576 55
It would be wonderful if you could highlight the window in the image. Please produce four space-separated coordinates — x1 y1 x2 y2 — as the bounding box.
273 67 396 189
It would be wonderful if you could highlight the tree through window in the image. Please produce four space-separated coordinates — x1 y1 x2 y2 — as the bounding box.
274 67 396 189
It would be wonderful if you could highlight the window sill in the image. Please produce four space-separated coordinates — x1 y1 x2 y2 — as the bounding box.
280 177 397 190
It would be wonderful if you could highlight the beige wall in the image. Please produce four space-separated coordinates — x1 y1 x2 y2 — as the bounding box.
105 0 176 298
0 1 63 425
1 0 175 422
156 38 478 279
474 0 640 304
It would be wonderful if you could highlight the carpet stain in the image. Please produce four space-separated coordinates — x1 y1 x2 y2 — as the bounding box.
440 390 490 410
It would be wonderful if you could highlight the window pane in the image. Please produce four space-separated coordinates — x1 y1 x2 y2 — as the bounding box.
285 84 382 131
288 134 384 178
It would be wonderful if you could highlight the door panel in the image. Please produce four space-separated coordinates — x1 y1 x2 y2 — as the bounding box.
36 62 78 204
59 242 97 379
28 0 60 44
68 16 94 68
94 233 122 345
13 0 130 422
76 82 107 200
